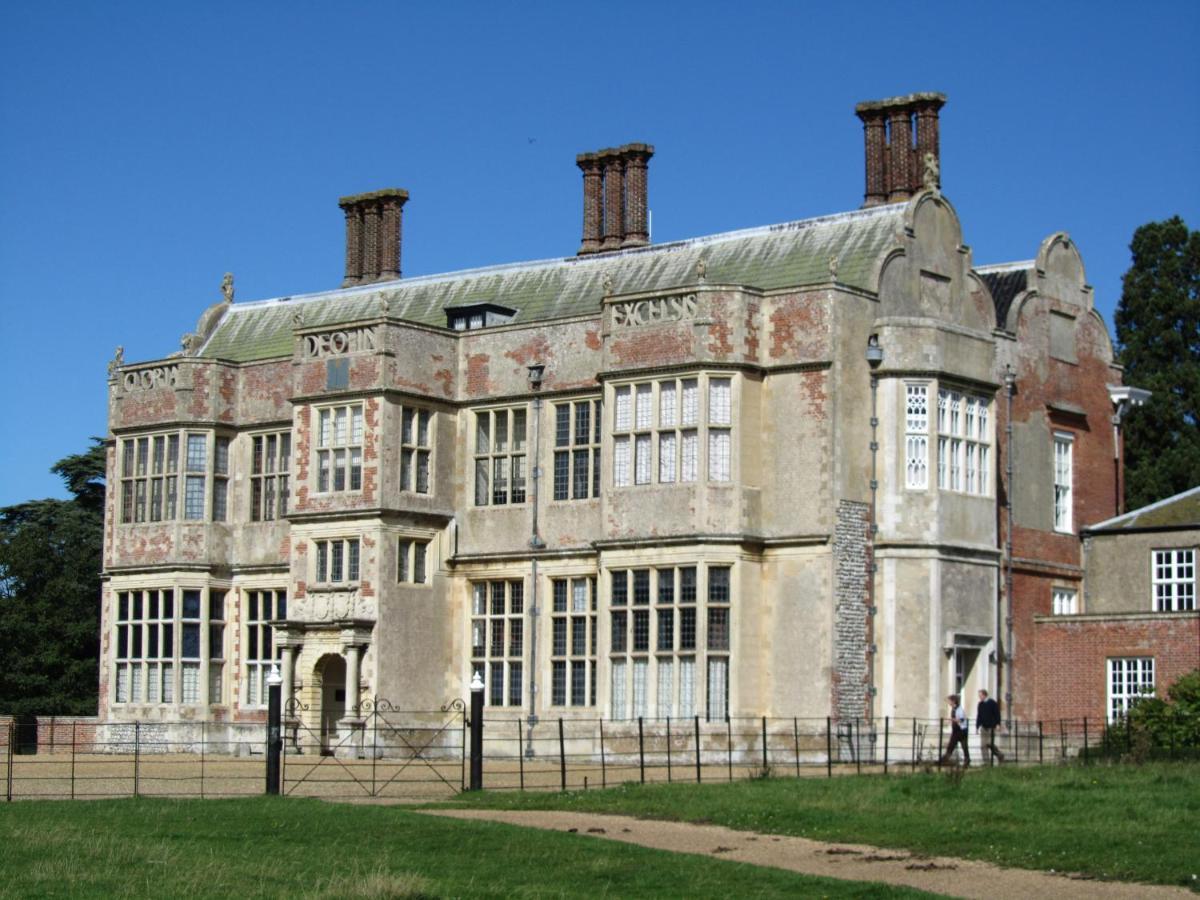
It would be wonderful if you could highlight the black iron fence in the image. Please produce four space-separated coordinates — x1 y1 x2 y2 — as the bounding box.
3 709 1196 802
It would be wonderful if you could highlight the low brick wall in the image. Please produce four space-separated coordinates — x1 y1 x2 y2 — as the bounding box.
35 717 101 753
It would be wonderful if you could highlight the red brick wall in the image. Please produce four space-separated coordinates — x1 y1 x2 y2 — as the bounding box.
1032 613 1200 723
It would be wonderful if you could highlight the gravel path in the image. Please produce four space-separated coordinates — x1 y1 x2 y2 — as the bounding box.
424 809 1191 899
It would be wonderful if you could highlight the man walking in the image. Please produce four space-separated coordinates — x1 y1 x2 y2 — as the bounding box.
976 689 1005 764
940 694 970 767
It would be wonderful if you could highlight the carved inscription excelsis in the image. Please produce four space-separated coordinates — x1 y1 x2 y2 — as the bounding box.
123 365 178 392
612 293 697 329
303 326 378 358
290 591 377 623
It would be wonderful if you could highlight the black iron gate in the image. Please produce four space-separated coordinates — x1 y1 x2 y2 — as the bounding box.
281 697 466 799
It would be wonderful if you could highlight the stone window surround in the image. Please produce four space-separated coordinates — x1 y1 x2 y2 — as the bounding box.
244 587 287 708
935 385 991 497
315 403 364 494
399 405 433 495
607 562 733 722
118 429 231 525
610 373 735 488
313 536 361 585
111 581 228 708
397 535 431 585
250 431 291 522
473 405 529 507
549 575 598 707
904 381 930 490
469 578 525 707
552 397 603 502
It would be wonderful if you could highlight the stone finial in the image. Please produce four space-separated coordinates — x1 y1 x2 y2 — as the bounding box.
107 345 124 378
293 311 305 328
923 152 940 192
602 273 614 298
828 255 839 280
379 294 390 315
696 256 707 282
221 272 235 304
180 332 201 354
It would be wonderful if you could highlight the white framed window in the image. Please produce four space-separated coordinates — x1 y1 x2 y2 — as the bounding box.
316 404 364 493
314 538 360 584
251 432 291 521
1052 587 1078 615
400 407 433 494
397 538 430 584
550 576 597 707
244 589 286 708
613 375 729 488
1153 549 1195 611
1108 657 1154 722
470 580 524 706
905 383 929 489
113 587 225 706
553 399 602 500
474 407 527 505
1053 432 1073 532
936 388 991 496
609 565 723 720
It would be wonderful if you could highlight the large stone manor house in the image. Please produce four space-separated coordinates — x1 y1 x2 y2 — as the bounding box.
100 93 1149 747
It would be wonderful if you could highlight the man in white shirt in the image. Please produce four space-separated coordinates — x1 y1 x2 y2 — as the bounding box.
940 693 971 767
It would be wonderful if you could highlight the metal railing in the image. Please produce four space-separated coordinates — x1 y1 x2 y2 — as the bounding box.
3 710 1195 802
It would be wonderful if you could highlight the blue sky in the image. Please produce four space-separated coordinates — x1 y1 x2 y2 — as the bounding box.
1 2 1197 506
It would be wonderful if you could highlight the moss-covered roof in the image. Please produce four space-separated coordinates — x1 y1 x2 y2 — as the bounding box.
1086 486 1200 532
199 203 906 363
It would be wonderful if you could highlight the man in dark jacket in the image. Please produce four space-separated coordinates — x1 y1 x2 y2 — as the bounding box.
976 689 1004 764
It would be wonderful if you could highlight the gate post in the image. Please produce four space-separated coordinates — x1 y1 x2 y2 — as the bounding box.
6 720 13 801
468 672 484 791
266 665 282 795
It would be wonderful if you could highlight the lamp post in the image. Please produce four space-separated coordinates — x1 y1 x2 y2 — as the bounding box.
468 670 484 791
265 664 282 795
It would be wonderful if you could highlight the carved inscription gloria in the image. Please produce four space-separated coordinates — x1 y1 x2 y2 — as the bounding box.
122 365 178 392
291 591 377 623
303 326 378 358
612 293 698 329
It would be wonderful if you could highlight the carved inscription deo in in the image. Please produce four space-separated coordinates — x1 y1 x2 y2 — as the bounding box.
612 293 698 329
303 326 378 358
291 591 377 623
123 365 178 392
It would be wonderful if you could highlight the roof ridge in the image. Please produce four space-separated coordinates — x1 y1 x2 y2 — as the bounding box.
975 260 1034 274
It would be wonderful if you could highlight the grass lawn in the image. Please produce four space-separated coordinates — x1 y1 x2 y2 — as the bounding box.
0 796 937 899
436 762 1200 888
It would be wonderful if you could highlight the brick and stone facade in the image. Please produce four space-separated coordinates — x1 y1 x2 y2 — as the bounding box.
97 94 1154 748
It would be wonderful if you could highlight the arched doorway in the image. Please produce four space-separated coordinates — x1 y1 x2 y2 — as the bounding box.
314 653 346 754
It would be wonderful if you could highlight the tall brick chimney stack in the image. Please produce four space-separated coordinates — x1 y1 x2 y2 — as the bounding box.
339 188 409 286
855 93 945 207
576 142 655 255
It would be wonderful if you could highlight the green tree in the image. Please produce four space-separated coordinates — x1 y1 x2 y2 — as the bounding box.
0 440 105 716
1114 216 1200 510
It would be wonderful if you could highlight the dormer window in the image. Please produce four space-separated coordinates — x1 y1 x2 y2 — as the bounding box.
447 303 516 331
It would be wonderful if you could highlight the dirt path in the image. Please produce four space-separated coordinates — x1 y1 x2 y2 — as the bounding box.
423 809 1191 899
